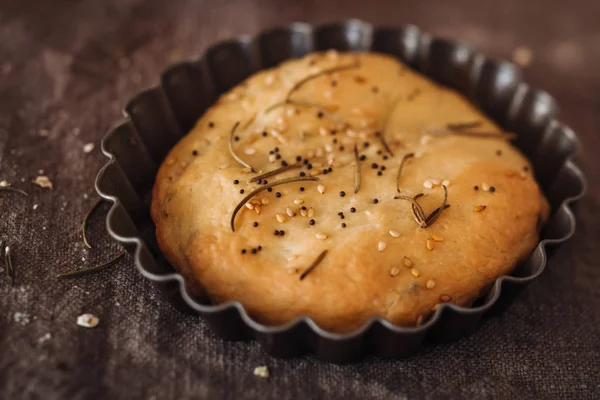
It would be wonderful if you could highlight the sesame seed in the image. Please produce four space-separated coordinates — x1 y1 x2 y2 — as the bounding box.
276 154 281 160
261 197 269 205
388 230 400 238
426 239 435 250
317 111 324 119
371 163 378 169
294 199 304 205
279 230 285 236
240 189 245 194
317 184 325 194
378 241 387 252
258 245 262 251
442 179 450 187
276 213 286 223
341 223 347 228
306 164 312 170
241 249 247 254
431 234 444 242
372 199 379 204
350 207 356 213
423 180 433 189
268 154 276 162
253 222 259 227
439 294 452 302
315 232 327 240
309 219 315 225
308 208 315 218
496 150 503 156
254 204 262 214
301 206 307 210
299 172 306 177
274 230 279 236
267 188 273 192
377 171 383 176
192 150 198 156
251 248 257 254
300 209 308 217
490 186 496 193
416 315 424 326
209 122 215 128
275 192 281 198
426 279 436 289
404 257 413 268
482 183 490 191
287 255 298 261
286 207 296 217
319 127 328 136
245 203 254 210
474 205 487 212
430 178 441 186
411 268 420 277
233 180 239 184
389 267 400 277
339 191 346 197
359 155 366 161
262 131 268 137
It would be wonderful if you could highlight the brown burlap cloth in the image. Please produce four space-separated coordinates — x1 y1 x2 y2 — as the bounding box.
1 1 599 399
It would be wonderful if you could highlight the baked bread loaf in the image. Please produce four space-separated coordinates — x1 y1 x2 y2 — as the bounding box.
151 51 549 332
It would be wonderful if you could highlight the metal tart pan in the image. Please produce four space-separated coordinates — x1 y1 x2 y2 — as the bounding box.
96 20 586 363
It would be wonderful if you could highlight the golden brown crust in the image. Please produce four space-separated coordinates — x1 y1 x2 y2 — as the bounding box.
151 51 549 333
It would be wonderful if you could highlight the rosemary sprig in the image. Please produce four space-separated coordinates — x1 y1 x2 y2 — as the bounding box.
446 121 483 131
56 251 126 279
249 162 302 183
286 60 360 102
0 186 28 196
395 152 414 192
4 243 14 284
395 185 448 228
228 121 256 172
353 144 361 194
299 249 328 280
82 199 103 249
231 176 320 231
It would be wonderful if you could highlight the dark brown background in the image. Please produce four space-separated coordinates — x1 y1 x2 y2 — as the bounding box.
1 0 599 399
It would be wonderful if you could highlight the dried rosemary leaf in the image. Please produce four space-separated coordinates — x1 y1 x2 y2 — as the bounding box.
395 193 427 228
4 243 14 284
446 121 483 131
396 152 414 193
249 163 302 183
0 186 28 196
82 198 103 249
353 144 361 194
299 249 328 280
228 121 256 172
286 61 360 102
56 251 126 279
378 97 403 156
424 185 448 226
231 176 320 231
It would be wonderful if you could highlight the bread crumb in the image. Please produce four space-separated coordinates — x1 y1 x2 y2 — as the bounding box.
77 313 99 328
512 46 533 67
34 176 53 189
253 366 269 378
83 143 95 153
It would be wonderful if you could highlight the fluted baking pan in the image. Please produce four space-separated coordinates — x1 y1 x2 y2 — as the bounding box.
95 20 586 363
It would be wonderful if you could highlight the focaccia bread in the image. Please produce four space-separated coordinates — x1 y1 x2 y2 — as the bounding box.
151 51 549 333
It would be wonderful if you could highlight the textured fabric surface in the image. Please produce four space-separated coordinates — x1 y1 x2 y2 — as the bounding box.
1 1 599 399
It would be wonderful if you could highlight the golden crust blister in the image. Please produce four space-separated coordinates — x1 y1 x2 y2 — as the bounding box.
151 51 549 332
